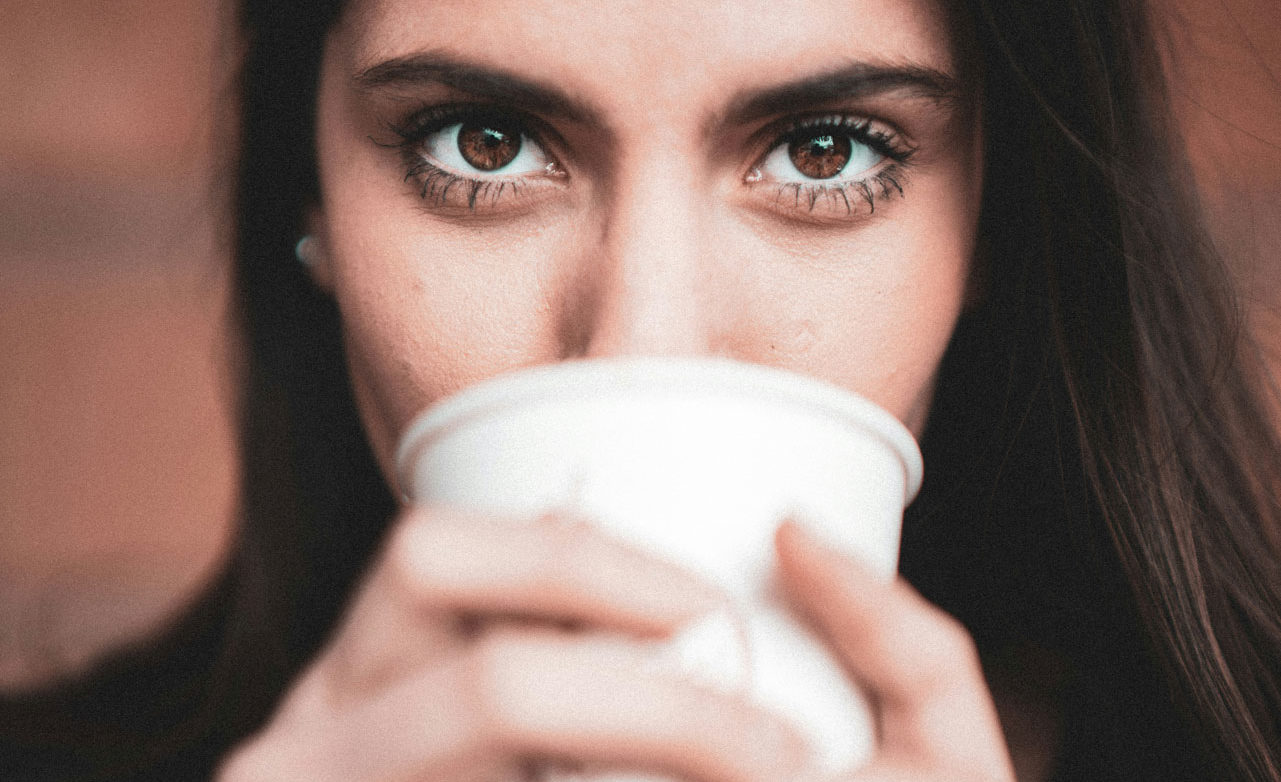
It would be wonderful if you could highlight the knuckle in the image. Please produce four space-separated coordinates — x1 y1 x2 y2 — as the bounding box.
214 734 286 782
525 517 601 595
911 611 982 691
213 746 256 782
383 509 461 601
384 512 432 583
936 613 981 666
281 662 340 716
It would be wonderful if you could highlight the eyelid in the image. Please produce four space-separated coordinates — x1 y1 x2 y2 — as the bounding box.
379 103 916 219
747 112 916 172
423 122 551 179
386 102 569 170
740 112 916 223
379 102 572 212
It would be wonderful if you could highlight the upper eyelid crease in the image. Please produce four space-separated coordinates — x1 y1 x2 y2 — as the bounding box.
765 115 912 154
356 52 961 141
353 51 607 128
364 57 937 217
707 62 963 136
380 105 564 177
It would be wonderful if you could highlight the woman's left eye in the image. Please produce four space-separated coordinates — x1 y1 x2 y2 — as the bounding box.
759 128 883 183
420 118 551 177
746 116 915 220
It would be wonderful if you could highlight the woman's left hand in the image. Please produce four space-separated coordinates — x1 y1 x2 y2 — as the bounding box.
774 520 1016 782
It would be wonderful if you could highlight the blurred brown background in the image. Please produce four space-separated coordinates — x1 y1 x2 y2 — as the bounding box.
0 0 239 687
1167 0 1281 378
1 0 1278 690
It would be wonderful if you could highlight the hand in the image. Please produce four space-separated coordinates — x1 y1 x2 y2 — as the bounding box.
217 510 1015 782
216 508 814 782
774 520 1016 782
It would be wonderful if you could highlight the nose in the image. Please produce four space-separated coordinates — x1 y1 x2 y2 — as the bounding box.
562 172 716 359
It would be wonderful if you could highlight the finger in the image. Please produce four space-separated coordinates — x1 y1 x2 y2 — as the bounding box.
317 506 726 700
775 521 1013 780
838 756 1001 782
226 629 816 782
394 507 724 633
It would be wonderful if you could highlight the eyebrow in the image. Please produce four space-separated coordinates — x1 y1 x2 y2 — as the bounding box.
354 52 606 126
354 52 962 131
719 62 964 127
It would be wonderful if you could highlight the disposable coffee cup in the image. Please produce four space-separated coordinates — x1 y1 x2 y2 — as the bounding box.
395 357 923 778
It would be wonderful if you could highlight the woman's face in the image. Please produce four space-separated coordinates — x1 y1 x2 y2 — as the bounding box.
312 0 982 482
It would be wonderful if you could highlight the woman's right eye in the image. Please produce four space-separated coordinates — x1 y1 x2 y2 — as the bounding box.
418 119 552 178
385 107 566 212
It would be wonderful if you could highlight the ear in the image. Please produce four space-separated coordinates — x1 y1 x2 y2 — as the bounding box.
296 207 335 292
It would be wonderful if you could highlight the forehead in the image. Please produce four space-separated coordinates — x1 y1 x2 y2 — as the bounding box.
335 0 957 99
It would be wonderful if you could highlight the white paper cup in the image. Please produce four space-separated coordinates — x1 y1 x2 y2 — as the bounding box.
395 357 923 778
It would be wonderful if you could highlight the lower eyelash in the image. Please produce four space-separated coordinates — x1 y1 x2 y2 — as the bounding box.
770 164 907 216
404 158 522 209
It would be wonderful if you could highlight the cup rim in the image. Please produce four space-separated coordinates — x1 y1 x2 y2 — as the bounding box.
395 357 923 503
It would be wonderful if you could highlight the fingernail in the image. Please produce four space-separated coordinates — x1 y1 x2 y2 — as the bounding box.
776 519 882 584
776 518 826 560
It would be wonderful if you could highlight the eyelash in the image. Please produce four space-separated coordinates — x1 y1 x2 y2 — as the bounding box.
382 105 915 218
750 115 915 217
383 104 560 209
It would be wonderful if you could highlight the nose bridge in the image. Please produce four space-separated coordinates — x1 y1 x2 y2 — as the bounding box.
574 168 710 359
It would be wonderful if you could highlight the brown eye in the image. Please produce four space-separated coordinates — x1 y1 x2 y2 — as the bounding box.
456 121 522 171
787 133 852 179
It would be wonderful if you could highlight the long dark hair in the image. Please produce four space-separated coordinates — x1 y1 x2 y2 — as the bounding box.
4 1 1278 780
898 3 1281 780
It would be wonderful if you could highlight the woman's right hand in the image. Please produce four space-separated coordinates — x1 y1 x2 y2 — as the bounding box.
214 507 816 782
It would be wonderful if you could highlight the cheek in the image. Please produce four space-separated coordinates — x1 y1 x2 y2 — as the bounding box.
722 191 975 436
327 207 576 472
331 204 974 471
822 163 980 434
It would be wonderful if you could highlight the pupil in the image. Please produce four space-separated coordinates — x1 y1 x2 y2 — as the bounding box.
457 122 521 171
788 133 852 180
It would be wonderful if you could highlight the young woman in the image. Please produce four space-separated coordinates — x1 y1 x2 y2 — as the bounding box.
4 0 1280 780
